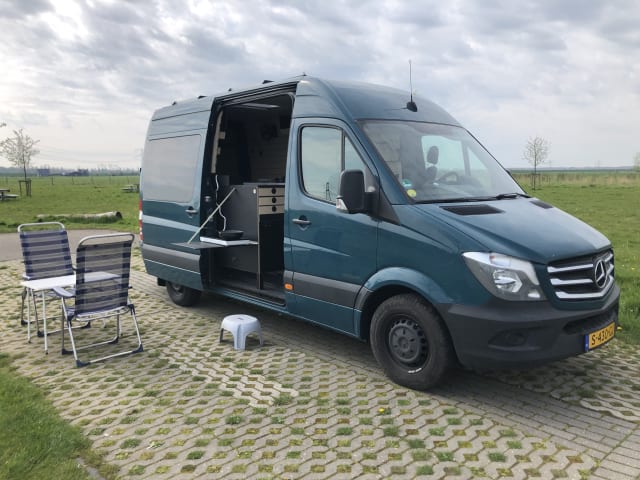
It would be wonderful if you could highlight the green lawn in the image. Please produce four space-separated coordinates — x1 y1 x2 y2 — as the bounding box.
0 353 100 480
0 175 139 233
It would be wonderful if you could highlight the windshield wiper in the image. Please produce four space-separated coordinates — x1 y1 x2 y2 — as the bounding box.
494 192 530 199
416 193 530 204
417 196 495 204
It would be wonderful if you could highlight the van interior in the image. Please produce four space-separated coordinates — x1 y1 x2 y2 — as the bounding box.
201 93 296 304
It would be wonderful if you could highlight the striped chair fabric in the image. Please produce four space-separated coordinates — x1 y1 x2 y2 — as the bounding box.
59 233 143 367
19 223 73 281
18 222 73 335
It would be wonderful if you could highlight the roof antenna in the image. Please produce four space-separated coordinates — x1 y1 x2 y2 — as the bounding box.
406 60 418 112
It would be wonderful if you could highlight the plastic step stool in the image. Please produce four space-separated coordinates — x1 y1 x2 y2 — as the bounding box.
219 314 263 350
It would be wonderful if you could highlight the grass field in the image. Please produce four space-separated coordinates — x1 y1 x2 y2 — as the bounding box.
0 353 100 480
0 175 139 233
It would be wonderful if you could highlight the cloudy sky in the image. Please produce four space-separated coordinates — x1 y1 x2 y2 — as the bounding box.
1 0 638 170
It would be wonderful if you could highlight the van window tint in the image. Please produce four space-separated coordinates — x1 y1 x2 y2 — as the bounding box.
143 135 201 202
300 126 368 202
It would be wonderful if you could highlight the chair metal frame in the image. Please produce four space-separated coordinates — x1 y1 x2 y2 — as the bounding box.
57 233 143 367
18 222 74 346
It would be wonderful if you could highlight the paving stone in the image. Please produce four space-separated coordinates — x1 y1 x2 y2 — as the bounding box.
600 435 625 448
590 473 625 480
615 445 640 461
596 459 640 477
539 424 577 441
1 254 638 480
606 452 640 469
571 435 613 455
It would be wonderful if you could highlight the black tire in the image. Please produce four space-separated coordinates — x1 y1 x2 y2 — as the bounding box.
370 293 453 390
166 281 201 306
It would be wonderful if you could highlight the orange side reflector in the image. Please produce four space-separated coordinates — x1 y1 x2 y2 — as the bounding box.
284 283 293 291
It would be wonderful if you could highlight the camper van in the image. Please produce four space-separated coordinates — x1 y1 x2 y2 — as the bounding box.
139 77 619 389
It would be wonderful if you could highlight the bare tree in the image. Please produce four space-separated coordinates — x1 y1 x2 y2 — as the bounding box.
523 136 549 189
0 128 40 182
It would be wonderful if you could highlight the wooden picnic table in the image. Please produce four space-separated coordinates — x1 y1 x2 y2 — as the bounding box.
0 188 18 200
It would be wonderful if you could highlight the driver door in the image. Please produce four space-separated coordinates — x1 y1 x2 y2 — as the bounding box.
286 120 378 335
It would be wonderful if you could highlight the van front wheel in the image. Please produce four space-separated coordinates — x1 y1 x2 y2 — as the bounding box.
370 294 453 390
166 282 201 306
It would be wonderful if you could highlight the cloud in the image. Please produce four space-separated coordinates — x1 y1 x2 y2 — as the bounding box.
0 0 53 19
0 0 638 169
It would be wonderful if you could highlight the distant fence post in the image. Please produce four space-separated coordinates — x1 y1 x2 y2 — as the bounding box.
530 172 541 190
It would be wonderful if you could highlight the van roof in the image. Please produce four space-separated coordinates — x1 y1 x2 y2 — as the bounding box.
152 76 460 126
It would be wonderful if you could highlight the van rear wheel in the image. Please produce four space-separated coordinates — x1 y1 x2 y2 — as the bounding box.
370 293 453 390
166 282 201 306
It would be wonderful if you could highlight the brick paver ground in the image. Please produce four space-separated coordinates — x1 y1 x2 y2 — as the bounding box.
1 250 638 479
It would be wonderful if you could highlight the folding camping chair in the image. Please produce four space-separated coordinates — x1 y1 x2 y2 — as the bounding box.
56 233 143 367
18 222 74 344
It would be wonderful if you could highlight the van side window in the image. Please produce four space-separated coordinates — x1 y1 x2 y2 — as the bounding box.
300 126 368 202
344 138 362 171
143 135 201 202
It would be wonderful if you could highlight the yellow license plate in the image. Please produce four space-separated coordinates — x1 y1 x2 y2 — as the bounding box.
585 322 615 351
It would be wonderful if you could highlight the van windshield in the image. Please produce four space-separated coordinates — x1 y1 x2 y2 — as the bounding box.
360 120 525 203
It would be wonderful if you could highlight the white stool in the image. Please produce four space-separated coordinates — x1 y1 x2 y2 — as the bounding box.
219 314 263 351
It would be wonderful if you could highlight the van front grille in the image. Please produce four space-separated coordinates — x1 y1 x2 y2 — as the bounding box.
547 250 614 300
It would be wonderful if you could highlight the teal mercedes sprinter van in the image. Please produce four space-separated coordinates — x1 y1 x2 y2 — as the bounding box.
140 77 619 389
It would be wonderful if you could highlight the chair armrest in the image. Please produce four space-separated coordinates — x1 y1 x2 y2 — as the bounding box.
53 287 74 298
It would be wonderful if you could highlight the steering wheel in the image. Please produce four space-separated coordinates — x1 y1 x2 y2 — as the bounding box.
436 171 459 184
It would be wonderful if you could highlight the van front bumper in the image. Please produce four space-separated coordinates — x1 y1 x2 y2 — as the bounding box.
441 285 620 370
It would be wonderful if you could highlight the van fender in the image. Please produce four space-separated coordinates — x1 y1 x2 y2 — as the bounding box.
353 267 452 339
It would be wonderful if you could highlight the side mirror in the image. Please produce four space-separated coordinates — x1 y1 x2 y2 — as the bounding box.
337 169 367 214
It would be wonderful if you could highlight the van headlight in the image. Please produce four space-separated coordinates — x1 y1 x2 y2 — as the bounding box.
463 252 546 301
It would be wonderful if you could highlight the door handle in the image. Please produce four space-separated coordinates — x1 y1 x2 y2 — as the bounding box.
292 217 311 226
185 207 197 215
